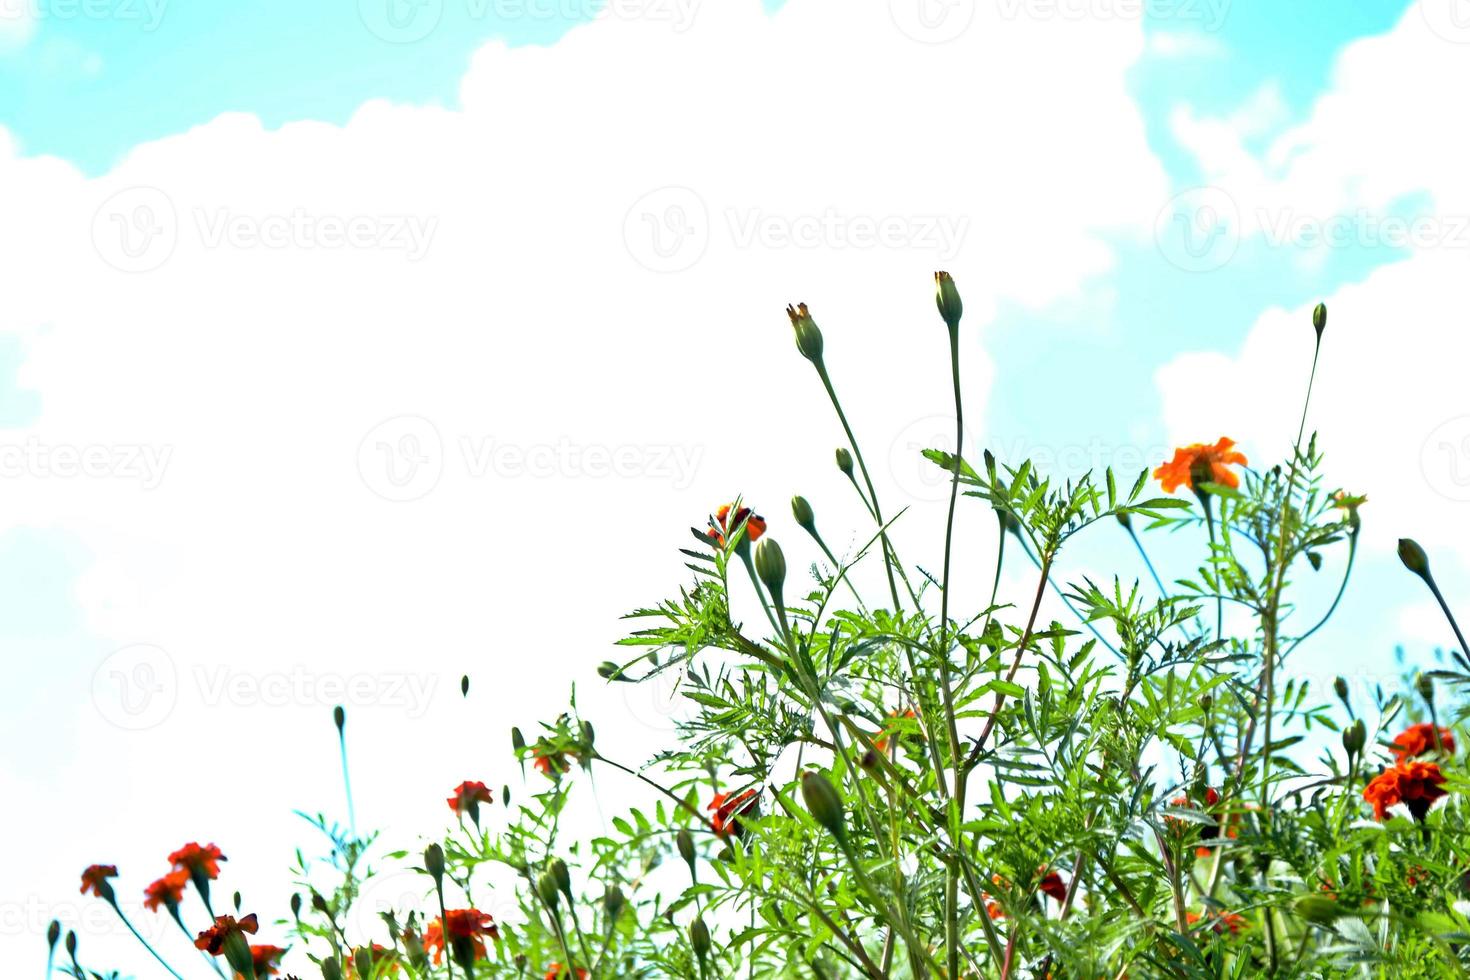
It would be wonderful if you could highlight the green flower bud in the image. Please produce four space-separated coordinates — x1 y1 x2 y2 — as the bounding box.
461 674 470 697
1417 673 1435 705
690 916 711 960
800 770 845 838
835 448 854 477
536 871 560 909
334 705 346 733
934 271 963 332
550 858 572 896
221 927 256 977
46 920 59 950
290 893 302 919
1312 302 1327 340
1198 694 1213 713
65 930 77 958
512 727 526 752
354 948 374 979
1333 676 1348 702
424 844 445 883
1398 538 1431 582
791 495 816 533
1115 510 1132 530
1294 894 1339 926
322 957 344 980
1342 718 1366 757
676 827 696 868
786 303 824 362
754 538 786 597
604 885 626 922
582 720 596 748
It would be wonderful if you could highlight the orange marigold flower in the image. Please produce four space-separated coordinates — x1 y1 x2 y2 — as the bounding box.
1186 910 1247 935
874 709 917 754
1364 760 1449 821
447 780 493 815
984 898 1005 920
1037 869 1067 902
1154 438 1248 494
545 964 589 980
80 865 117 897
143 869 190 912
708 504 766 549
1391 723 1455 762
169 842 226 880
708 788 760 838
423 908 500 965
195 913 258 955
235 944 285 978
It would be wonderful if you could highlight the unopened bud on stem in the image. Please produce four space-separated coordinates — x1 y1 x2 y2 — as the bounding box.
754 538 786 599
801 770 845 838
786 303 824 363
791 495 816 533
1398 538 1431 582
935 271 963 332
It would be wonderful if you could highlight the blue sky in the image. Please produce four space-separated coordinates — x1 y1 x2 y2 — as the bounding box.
4 1 1468 972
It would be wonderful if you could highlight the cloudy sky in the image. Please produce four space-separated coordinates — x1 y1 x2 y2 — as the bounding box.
3 0 1469 974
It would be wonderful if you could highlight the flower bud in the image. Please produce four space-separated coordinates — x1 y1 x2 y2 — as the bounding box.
801 770 845 837
290 893 302 920
582 720 596 748
221 928 256 978
65 930 77 958
1333 676 1348 702
934 271 963 332
604 885 626 922
676 827 696 868
512 727 526 753
1417 673 1435 706
47 920 60 950
1115 510 1132 530
1198 694 1213 713
835 448 854 477
791 495 816 533
461 674 470 697
786 303 824 362
322 957 344 980
690 916 711 960
1312 302 1327 340
1342 718 1366 757
536 871 560 909
424 844 445 884
1398 538 1431 582
550 858 572 897
354 948 374 979
1294 894 1339 926
754 538 786 597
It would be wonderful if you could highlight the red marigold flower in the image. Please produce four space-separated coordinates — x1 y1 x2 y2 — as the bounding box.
447 780 493 815
234 944 285 978
80 865 117 897
533 747 574 778
708 788 760 838
545 964 589 980
1037 869 1067 902
1391 723 1455 762
195 913 259 955
1364 760 1449 821
708 504 766 549
1154 438 1248 494
143 869 190 912
169 842 226 880
423 908 500 965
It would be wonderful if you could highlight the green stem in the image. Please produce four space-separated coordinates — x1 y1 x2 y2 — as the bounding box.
108 900 186 980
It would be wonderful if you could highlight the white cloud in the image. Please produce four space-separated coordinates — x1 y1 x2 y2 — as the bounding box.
0 1 1168 972
1158 4 1470 573
1147 29 1227 60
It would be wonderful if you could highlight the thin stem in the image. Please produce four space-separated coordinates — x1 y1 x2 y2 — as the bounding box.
1427 576 1470 663
338 724 357 842
1124 520 1170 597
108 901 186 980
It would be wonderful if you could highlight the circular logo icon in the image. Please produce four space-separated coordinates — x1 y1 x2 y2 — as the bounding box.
358 416 444 502
92 644 178 730
1154 186 1240 273
888 414 961 504
1422 416 1470 501
1421 0 1470 43
345 868 432 942
623 187 709 273
358 0 443 43
619 661 684 733
92 186 178 274
890 0 976 43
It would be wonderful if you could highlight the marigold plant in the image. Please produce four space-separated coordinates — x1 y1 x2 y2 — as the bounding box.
61 281 1470 978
